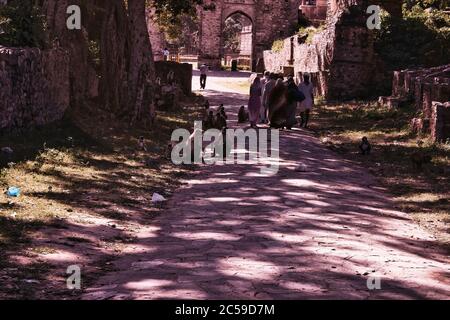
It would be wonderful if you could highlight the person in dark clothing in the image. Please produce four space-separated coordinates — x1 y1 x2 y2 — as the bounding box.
285 77 305 129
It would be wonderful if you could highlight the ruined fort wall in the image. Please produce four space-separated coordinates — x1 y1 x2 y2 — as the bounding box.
380 65 450 141
199 0 301 70
0 47 70 133
264 0 389 100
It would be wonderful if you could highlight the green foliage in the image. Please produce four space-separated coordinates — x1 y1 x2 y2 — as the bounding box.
152 0 205 17
151 0 214 52
271 39 285 53
222 14 246 53
298 24 325 44
374 6 450 69
404 0 449 10
0 0 47 48
154 9 200 51
88 40 101 70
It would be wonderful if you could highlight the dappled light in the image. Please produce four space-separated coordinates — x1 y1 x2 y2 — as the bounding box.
0 0 448 303
76 83 450 300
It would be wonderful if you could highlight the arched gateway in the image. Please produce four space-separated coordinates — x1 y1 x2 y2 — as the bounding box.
197 0 402 71
198 0 301 71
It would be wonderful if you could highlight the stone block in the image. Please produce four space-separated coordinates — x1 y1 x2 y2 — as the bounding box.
155 61 192 96
431 102 450 142
0 46 70 132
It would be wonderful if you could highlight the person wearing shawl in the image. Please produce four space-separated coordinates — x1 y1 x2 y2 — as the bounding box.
267 79 288 129
297 73 314 128
285 76 305 129
248 77 262 128
260 71 271 123
267 77 305 129
262 73 277 124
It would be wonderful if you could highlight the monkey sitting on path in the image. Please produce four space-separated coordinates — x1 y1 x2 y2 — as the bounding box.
215 112 227 130
359 137 371 155
138 136 147 152
238 106 249 123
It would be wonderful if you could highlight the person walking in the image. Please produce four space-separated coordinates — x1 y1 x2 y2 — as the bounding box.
262 73 277 124
199 63 208 90
260 71 271 123
248 77 262 128
297 73 314 128
286 76 305 129
267 79 288 128
163 48 170 61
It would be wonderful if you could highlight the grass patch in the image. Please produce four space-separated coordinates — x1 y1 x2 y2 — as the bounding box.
310 101 450 247
298 24 326 44
271 39 285 53
0 95 205 298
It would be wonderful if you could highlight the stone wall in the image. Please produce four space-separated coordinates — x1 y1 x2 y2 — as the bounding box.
0 46 70 133
431 102 450 142
198 0 302 70
379 64 450 141
263 33 331 97
264 1 386 100
154 61 193 95
239 27 253 56
299 0 328 25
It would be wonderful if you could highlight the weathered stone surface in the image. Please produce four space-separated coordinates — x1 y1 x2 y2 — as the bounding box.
431 102 450 142
264 1 389 100
155 61 193 96
381 65 450 136
0 46 70 132
299 0 328 25
410 117 430 135
198 0 302 70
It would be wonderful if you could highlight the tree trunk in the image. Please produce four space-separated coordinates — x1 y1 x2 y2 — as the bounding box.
42 0 156 125
98 0 129 114
127 0 156 126
42 0 95 109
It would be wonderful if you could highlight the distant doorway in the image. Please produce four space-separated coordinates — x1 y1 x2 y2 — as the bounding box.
221 12 253 71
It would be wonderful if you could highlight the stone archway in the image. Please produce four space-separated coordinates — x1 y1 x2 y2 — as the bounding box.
221 11 256 71
198 0 302 71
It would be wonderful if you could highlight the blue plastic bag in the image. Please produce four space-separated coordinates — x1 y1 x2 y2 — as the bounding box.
7 187 21 197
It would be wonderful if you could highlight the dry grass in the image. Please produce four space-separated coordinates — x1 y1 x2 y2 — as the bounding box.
213 78 251 94
309 101 450 247
0 95 205 298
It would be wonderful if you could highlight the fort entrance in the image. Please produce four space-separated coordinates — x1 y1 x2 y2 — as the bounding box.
196 0 403 71
198 0 301 71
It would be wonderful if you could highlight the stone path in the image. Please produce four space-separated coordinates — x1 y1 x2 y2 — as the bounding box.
83 73 449 300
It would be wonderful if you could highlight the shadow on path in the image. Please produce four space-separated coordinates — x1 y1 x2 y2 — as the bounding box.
82 81 450 300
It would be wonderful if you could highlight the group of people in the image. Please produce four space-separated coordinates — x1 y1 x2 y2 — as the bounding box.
247 71 314 129
203 103 228 131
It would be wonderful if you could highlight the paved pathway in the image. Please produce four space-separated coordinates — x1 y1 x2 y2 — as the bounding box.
83 73 449 299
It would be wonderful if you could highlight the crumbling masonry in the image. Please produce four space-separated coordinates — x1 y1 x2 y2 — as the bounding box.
263 0 402 100
381 64 450 142
198 0 302 70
